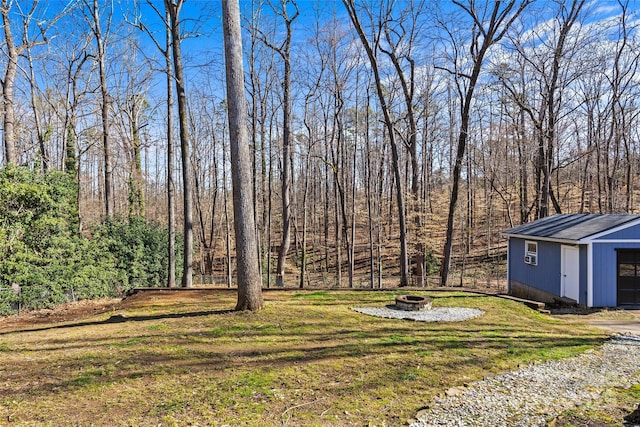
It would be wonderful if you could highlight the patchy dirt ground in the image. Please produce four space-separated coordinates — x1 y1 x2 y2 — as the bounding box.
0 289 249 331
0 297 122 331
0 288 289 332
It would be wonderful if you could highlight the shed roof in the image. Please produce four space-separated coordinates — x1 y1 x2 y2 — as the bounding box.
502 214 640 243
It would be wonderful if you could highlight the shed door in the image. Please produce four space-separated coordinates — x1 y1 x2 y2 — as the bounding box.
617 250 640 306
561 246 580 302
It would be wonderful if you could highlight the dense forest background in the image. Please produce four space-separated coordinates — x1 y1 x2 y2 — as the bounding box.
1 0 639 309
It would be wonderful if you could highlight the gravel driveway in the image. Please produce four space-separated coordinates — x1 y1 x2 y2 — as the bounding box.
588 310 640 335
410 333 640 427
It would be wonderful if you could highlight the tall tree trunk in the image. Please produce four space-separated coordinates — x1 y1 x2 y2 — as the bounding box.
299 154 310 289
517 71 529 223
1 0 18 165
267 107 275 287
365 91 375 288
167 0 193 288
223 0 264 310
248 10 262 283
300 81 320 289
223 154 232 288
165 6 177 288
90 0 113 217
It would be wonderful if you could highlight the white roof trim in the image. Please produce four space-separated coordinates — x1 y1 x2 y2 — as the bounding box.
589 239 640 244
502 234 579 245
578 217 640 243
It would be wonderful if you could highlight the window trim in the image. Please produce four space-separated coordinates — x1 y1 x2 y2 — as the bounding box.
525 240 538 266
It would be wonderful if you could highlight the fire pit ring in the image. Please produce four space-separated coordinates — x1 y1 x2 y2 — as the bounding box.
395 295 432 311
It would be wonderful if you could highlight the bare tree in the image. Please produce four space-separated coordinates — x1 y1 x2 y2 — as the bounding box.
438 0 532 286
82 0 116 216
245 4 279 288
0 0 18 165
499 0 586 218
222 0 263 310
254 0 299 287
1 0 68 166
343 0 410 286
599 0 640 213
59 37 91 178
25 43 49 172
109 36 152 218
166 0 193 288
378 0 427 286
132 1 177 286
164 5 177 288
298 17 326 289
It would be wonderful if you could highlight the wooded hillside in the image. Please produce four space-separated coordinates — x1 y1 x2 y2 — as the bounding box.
1 0 638 291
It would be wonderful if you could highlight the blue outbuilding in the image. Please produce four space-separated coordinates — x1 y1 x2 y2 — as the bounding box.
502 214 640 307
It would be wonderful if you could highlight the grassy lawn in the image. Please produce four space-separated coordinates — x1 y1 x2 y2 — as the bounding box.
0 290 608 426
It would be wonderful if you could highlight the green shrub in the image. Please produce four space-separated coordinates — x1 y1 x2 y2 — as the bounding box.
91 215 183 294
425 249 440 275
0 166 181 314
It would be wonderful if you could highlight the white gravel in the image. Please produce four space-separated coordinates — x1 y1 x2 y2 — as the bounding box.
410 333 640 427
351 306 484 322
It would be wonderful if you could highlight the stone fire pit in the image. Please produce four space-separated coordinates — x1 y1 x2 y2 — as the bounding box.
351 294 483 322
395 294 432 311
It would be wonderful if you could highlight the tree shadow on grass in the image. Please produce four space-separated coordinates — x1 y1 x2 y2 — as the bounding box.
0 302 611 410
0 309 235 335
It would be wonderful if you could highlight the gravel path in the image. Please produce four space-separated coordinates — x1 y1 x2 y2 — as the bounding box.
411 334 640 427
350 306 484 322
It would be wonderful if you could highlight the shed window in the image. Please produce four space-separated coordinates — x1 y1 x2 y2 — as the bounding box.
524 241 538 266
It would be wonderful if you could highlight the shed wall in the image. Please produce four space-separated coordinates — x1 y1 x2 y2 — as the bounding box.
591 242 640 306
508 237 561 296
593 223 640 240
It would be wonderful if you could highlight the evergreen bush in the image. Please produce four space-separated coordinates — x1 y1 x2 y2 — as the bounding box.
0 166 181 314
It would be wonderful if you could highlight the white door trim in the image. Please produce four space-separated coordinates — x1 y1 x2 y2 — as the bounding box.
561 245 580 302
